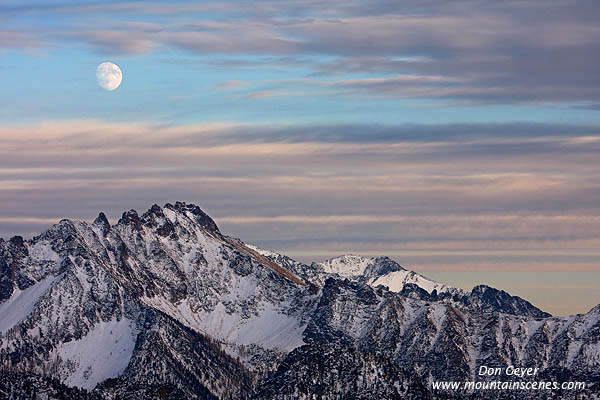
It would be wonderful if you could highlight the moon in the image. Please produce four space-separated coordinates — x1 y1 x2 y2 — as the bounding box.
96 62 122 91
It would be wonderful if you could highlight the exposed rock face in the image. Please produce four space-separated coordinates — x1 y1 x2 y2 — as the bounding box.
0 203 597 399
253 344 431 400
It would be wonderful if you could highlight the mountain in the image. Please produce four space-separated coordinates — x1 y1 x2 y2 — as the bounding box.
0 202 598 399
251 249 550 318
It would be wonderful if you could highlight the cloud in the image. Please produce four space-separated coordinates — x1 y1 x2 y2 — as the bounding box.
65 30 156 55
1 120 599 164
213 80 249 91
159 30 303 55
572 103 600 111
0 118 598 223
4 1 600 104
245 89 304 99
0 119 598 308
0 31 41 48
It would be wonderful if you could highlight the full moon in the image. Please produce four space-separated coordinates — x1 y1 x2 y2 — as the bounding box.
96 62 122 91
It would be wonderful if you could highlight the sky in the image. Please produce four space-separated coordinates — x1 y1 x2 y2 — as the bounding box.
1 0 599 315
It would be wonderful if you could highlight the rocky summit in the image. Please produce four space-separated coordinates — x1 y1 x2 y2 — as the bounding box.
0 202 598 399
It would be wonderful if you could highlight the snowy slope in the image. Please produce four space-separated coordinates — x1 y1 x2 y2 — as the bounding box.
53 317 138 389
316 255 461 294
370 269 458 295
0 275 58 334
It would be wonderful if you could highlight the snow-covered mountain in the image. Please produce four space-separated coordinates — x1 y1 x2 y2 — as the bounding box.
319 254 461 295
251 248 550 318
0 202 598 399
247 248 460 294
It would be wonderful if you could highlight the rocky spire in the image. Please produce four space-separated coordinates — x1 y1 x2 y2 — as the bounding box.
93 212 111 236
118 209 142 231
165 201 220 233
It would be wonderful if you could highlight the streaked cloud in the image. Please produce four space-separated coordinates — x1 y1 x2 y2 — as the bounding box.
0 120 598 264
0 31 41 48
213 80 249 91
3 0 600 104
75 30 157 55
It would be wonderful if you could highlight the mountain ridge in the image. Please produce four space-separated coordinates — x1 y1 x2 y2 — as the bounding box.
0 202 597 399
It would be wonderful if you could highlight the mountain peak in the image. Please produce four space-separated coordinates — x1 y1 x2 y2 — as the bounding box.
118 209 142 230
8 235 25 247
164 202 220 233
468 284 551 318
318 254 405 278
112 202 220 235
93 212 111 235
319 254 373 276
